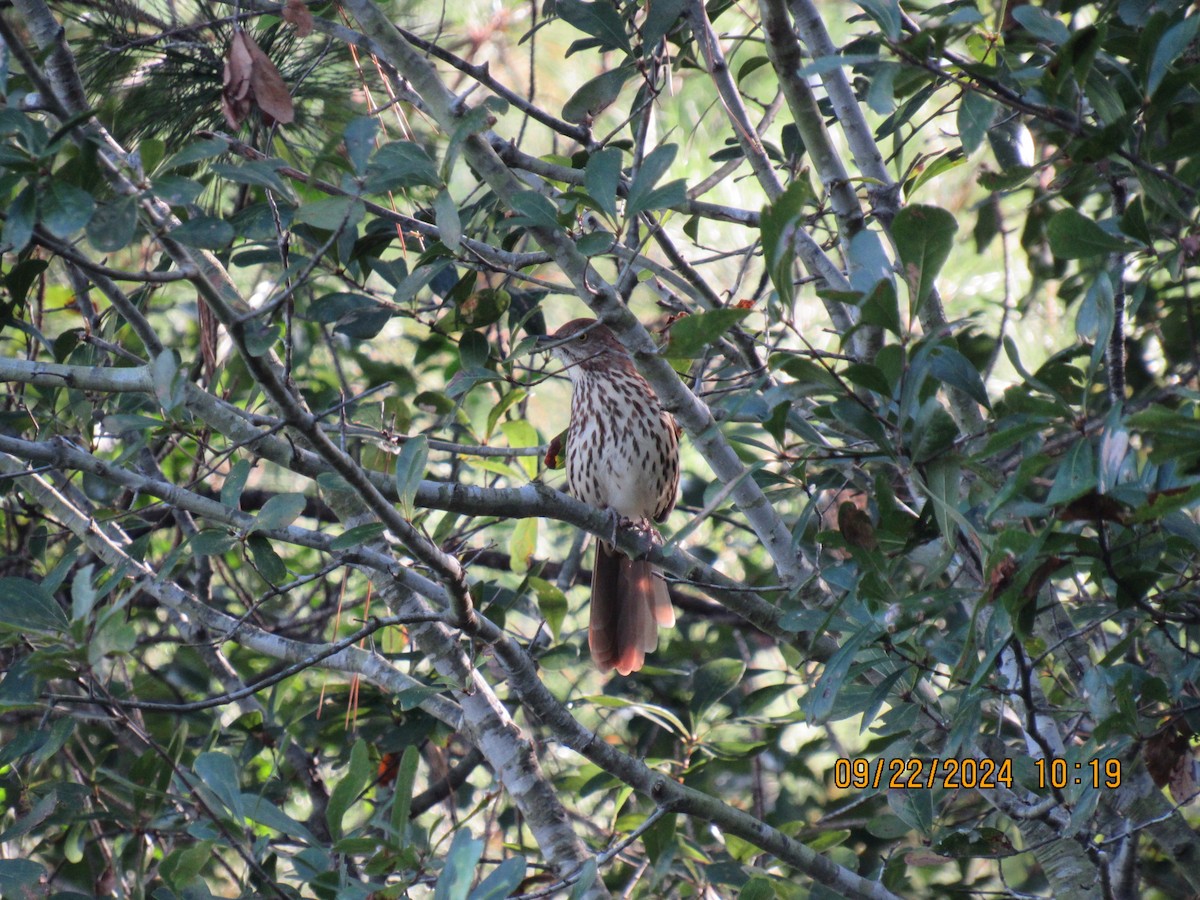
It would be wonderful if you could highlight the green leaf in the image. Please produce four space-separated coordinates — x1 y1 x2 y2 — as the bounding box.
529 576 568 640
330 522 386 550
170 215 234 249
194 751 244 820
563 66 634 124
1047 438 1097 504
87 196 138 252
210 160 293 198
486 388 526 440
241 793 318 846
928 345 990 409
292 196 365 231
42 180 95 238
666 308 751 358
626 143 677 217
434 828 485 900
2 185 36 254
163 136 226 170
1147 14 1199 96
643 0 685 50
585 147 622 219
151 175 205 206
366 141 440 191
389 745 420 843
893 204 957 310
957 91 996 156
221 459 252 510
1046 208 1138 258
247 534 287 584
0 859 47 895
344 116 380 174
435 188 462 251
394 434 429 514
70 564 98 622
761 179 813 306
568 859 598 900
556 0 632 55
0 577 68 635
804 625 874 724
500 419 539 480
506 190 560 230
1011 5 1069 44
690 658 746 720
469 856 526 900
248 493 307 533
509 518 538 573
856 0 900 40
327 739 371 841
190 529 236 556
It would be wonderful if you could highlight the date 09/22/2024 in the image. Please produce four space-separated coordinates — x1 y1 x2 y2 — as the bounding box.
832 756 1123 791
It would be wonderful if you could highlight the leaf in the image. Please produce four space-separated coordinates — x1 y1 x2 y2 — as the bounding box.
1010 5 1069 44
327 739 371 840
434 828 485 900
643 0 685 50
957 91 996 156
283 0 315 36
690 658 747 720
247 534 287 584
366 141 441 191
222 30 294 128
666 308 751 358
241 793 317 845
190 529 237 556
500 419 539 480
892 204 957 311
0 577 68 635
556 0 632 55
760 179 813 306
293 196 365 231
508 518 538 573
87 196 138 252
469 856 526 900
394 434 429 514
529 576 568 640
194 751 244 820
248 493 307 533
221 459 253 509
1046 208 1138 258
506 190 559 230
927 345 990 409
1047 438 1097 505
563 66 633 123
70 564 98 622
435 188 462 251
804 625 874 724
568 858 598 900
389 745 420 843
856 0 900 40
330 522 386 550
170 215 234 249
0 859 47 895
41 180 95 238
626 143 677 216
2 185 36 254
1148 14 1200 96
585 147 622 219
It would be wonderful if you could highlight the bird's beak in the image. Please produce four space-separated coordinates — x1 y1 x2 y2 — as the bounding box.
532 333 561 352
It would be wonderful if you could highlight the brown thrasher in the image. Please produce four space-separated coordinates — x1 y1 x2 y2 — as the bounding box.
537 318 679 675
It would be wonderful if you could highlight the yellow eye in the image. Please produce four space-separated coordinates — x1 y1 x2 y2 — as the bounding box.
577 333 588 342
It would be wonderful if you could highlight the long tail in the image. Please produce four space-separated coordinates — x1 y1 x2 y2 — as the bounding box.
590 543 675 675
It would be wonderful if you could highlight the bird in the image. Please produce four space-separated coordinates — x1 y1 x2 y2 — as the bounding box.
536 318 680 675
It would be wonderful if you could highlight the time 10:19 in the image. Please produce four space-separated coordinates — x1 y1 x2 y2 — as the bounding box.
1035 757 1121 789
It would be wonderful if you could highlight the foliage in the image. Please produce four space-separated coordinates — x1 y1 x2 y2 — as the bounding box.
2 0 1200 897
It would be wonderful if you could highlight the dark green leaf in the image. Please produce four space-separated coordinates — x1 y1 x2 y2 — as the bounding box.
1046 208 1138 258
0 577 68 635
221 459 253 510
327 739 371 841
151 175 204 206
170 215 234 249
804 626 874 724
389 745 420 843
247 534 287 584
856 0 901 40
507 190 560 230
1047 439 1097 504
760 179 813 306
893 204 957 310
957 91 996 156
394 434 429 513
292 196 365 231
1148 14 1200 96
1011 5 1069 44
190 529 236 556
435 188 462 251
194 751 244 820
666 309 750 359
344 116 380 174
330 522 386 550
435 828 485 900
469 856 526 900
248 493 307 533
556 0 632 55
585 147 621 219
2 185 36 254
563 66 634 124
366 141 440 191
928 345 990 409
529 576 568 640
42 180 95 238
691 658 746 719
87 196 138 252
626 143 677 216
643 0 685 50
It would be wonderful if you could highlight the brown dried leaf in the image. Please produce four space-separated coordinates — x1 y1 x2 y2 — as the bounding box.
244 34 295 125
221 31 255 129
283 0 314 38
1144 720 1193 791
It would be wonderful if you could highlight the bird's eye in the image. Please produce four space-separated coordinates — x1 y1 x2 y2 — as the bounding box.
577 333 588 342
